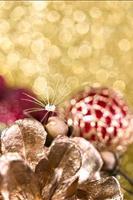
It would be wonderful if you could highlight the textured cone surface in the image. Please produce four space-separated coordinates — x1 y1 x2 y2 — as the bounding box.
0 119 123 200
0 153 41 200
1 118 47 170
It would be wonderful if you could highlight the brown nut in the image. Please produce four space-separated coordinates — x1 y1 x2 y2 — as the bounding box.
45 117 68 138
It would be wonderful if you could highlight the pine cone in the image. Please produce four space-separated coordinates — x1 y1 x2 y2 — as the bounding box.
0 118 123 200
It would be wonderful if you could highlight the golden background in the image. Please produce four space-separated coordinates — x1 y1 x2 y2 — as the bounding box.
0 1 132 199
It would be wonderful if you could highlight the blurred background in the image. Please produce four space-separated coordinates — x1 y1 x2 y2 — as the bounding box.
0 1 132 198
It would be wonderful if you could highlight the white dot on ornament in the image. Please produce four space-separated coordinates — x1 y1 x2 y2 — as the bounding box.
90 121 95 127
114 114 121 120
82 108 88 115
98 120 105 127
70 99 76 105
118 39 131 51
112 120 119 127
83 115 93 122
107 127 114 133
80 101 86 108
103 111 110 117
84 97 91 103
93 104 100 110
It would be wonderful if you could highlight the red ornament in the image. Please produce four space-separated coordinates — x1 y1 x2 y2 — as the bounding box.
66 87 133 152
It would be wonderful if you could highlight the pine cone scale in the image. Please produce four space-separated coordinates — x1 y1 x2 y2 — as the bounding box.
0 119 123 200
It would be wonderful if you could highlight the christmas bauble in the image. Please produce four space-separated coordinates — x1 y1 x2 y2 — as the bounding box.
66 87 133 152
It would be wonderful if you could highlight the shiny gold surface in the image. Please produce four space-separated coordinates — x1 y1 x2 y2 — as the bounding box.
0 1 132 198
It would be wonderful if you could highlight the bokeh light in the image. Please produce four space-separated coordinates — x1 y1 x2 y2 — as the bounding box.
0 1 133 198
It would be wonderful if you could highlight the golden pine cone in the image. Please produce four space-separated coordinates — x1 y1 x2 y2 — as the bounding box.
0 118 123 200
